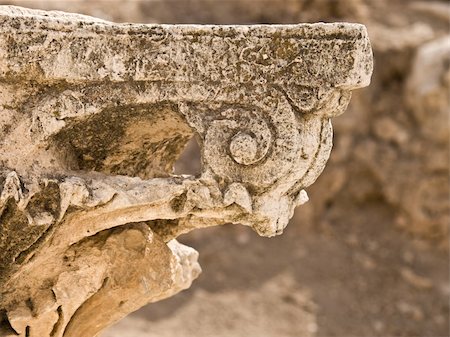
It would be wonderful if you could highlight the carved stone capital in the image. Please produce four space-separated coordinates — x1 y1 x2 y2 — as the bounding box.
0 6 373 336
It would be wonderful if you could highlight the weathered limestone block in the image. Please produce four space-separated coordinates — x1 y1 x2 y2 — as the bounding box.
0 5 373 336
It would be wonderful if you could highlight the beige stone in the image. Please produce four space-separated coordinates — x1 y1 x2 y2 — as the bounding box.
0 5 372 336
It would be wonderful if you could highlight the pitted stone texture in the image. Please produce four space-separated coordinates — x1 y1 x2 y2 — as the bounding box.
0 5 372 337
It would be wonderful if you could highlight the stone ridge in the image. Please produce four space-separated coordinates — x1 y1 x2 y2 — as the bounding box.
0 5 372 88
0 5 365 36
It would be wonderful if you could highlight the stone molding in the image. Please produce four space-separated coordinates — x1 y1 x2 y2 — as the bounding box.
0 6 373 336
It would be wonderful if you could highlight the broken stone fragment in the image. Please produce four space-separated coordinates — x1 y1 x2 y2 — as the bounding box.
0 5 372 336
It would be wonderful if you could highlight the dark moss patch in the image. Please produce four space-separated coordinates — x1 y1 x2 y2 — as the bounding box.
147 219 181 242
52 102 193 179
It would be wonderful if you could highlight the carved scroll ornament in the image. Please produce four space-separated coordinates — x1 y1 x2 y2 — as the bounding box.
0 6 373 337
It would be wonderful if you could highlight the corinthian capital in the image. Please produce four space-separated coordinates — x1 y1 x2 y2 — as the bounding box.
0 5 372 337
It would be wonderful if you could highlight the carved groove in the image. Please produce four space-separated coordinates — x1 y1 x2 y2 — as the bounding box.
49 306 63 337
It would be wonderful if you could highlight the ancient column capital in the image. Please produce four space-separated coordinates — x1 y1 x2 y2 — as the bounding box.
0 5 373 336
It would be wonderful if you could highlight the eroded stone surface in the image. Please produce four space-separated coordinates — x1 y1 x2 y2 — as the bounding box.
0 5 372 336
